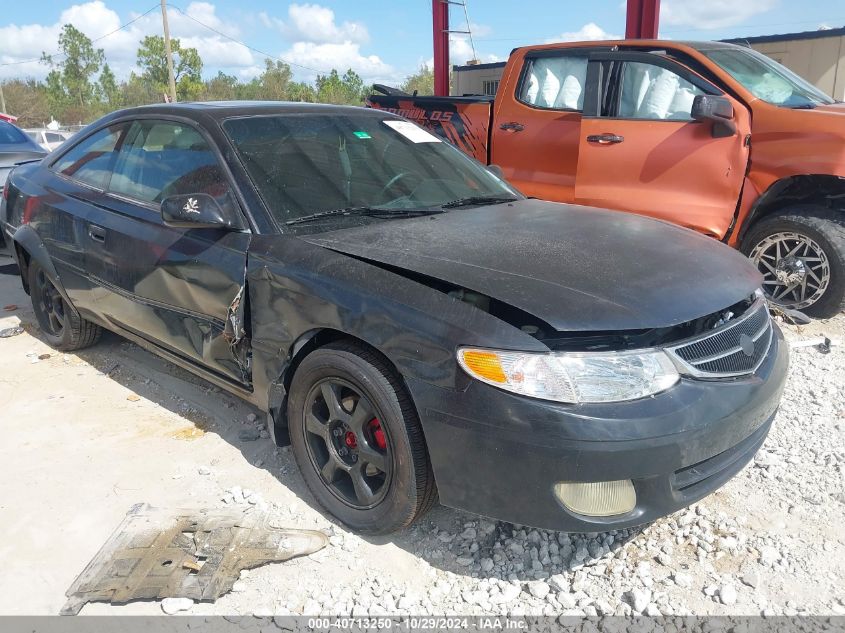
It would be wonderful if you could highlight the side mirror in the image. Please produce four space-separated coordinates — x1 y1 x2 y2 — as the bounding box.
691 95 736 138
161 193 243 230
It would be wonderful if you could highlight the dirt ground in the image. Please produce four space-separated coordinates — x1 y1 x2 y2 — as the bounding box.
1 252 843 617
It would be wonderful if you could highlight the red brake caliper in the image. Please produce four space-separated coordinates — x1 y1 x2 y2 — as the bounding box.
369 418 387 451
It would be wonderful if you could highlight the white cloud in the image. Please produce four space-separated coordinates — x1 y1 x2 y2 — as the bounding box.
280 40 396 83
266 3 369 45
661 0 777 30
449 37 500 65
547 22 621 43
468 22 492 38
0 0 395 85
258 3 395 84
0 0 255 80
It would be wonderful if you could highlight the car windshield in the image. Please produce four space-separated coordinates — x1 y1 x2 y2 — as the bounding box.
701 47 835 108
223 113 520 233
0 121 30 144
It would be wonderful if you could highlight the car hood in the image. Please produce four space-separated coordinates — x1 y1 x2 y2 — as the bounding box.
302 199 762 332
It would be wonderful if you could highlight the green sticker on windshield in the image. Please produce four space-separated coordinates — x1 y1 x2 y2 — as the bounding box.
353 131 371 139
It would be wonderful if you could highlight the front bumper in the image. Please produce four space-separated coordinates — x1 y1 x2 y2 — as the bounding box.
407 324 789 532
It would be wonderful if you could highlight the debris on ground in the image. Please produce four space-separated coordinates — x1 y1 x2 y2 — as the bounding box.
3 304 17 311
238 428 261 442
0 326 23 338
61 503 328 615
790 336 838 354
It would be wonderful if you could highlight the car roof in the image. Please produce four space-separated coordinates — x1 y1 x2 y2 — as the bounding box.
103 101 393 123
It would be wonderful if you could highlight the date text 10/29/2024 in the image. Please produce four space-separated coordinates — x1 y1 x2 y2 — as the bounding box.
307 617 529 631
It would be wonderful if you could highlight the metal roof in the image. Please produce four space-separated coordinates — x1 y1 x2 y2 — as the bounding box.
723 26 845 45
452 61 507 72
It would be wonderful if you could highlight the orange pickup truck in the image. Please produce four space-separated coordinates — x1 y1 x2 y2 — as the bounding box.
369 40 845 317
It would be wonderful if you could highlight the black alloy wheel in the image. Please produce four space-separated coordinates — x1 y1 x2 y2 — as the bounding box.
287 341 437 534
302 378 392 509
33 266 66 337
27 258 101 351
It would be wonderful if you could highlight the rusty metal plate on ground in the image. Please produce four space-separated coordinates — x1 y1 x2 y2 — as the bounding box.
61 503 328 615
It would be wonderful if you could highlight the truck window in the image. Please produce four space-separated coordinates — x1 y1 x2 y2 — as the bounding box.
518 55 588 111
618 62 705 120
700 47 834 108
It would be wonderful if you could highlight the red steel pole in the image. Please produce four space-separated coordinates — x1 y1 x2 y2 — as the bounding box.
433 0 450 96
625 0 661 39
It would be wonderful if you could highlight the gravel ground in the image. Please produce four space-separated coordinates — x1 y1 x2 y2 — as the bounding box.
0 258 843 617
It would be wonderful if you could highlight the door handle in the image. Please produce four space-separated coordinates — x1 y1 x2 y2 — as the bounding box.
499 122 525 132
88 225 106 243
586 133 624 144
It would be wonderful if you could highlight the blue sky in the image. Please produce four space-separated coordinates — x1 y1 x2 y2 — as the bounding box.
0 1 843 84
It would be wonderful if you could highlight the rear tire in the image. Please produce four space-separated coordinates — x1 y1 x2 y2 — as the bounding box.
741 207 845 318
287 341 437 534
28 259 101 351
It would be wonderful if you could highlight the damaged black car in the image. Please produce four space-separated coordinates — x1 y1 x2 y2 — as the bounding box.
0 102 789 534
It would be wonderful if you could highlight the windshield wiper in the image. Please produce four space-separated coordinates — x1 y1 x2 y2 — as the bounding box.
441 196 518 209
286 206 444 225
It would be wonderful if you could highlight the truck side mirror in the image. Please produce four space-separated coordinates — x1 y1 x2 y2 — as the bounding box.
161 193 244 230
691 95 736 138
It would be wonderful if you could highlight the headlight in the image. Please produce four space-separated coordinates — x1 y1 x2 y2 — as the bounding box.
457 347 679 403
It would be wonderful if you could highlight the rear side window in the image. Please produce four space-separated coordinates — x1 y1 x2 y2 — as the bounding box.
109 120 231 205
52 124 123 189
46 132 65 143
518 54 588 110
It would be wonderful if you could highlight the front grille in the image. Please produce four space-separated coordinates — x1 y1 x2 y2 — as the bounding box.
666 298 772 378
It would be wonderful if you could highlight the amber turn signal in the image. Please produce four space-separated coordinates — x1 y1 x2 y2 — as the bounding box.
458 349 507 383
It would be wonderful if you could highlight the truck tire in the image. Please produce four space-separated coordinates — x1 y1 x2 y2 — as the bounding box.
28 259 102 350
287 340 437 534
742 207 845 318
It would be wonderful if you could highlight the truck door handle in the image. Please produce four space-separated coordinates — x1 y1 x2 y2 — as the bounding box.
499 122 524 132
88 225 106 243
586 133 624 144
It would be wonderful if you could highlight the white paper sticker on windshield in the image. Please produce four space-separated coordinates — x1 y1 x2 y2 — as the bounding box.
382 120 442 143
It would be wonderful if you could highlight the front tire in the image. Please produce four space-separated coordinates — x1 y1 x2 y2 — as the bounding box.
287 341 437 534
742 207 845 318
28 259 101 351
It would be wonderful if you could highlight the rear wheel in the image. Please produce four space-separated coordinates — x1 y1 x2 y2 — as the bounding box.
742 207 845 318
28 259 101 350
287 341 436 534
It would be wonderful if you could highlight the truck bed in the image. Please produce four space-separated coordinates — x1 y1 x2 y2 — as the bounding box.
366 94 493 164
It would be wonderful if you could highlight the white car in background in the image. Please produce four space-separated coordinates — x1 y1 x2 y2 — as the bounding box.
24 129 71 152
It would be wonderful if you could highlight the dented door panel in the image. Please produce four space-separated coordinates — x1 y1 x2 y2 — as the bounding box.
83 192 251 384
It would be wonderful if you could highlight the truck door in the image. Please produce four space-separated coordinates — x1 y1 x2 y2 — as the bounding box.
490 48 595 202
575 52 751 238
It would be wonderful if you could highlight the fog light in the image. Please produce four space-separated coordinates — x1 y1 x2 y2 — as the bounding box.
554 480 636 517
